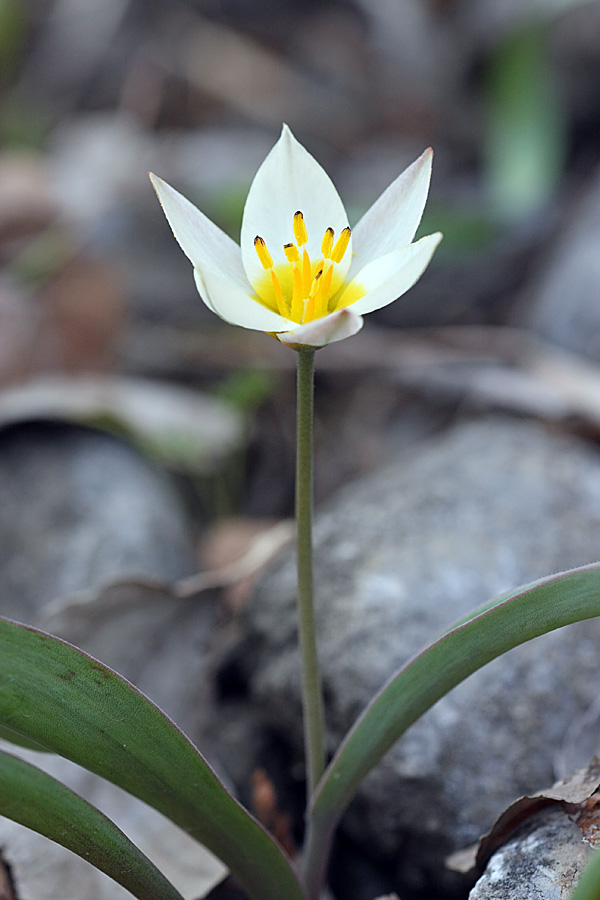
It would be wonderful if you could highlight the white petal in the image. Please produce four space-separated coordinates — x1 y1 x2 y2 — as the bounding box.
350 148 434 275
339 232 442 316
240 125 351 292
150 173 247 290
278 308 363 348
194 269 293 331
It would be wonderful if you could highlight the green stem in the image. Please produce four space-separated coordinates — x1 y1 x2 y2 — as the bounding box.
296 348 326 802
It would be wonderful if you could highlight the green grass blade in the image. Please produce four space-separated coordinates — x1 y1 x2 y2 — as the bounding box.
0 618 305 900
484 22 565 220
0 748 185 900
304 564 600 899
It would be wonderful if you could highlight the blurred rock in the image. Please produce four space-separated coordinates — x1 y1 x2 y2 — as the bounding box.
469 808 592 899
243 415 600 893
0 421 196 622
525 162 600 362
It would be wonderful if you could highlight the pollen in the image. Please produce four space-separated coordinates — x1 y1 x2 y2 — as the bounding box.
321 227 334 258
293 211 308 246
254 236 273 269
253 211 352 326
331 227 351 264
284 242 300 263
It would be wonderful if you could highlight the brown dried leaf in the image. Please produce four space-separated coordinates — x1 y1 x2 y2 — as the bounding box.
250 769 295 859
189 518 294 612
448 758 600 878
0 374 244 475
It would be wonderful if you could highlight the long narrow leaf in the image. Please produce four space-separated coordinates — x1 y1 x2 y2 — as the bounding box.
304 564 600 898
0 618 305 900
0 748 184 900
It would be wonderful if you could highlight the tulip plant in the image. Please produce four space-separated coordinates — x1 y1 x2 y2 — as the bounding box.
2 125 600 900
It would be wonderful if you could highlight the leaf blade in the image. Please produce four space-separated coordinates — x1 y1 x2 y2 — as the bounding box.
304 564 600 896
0 618 305 900
0 748 185 900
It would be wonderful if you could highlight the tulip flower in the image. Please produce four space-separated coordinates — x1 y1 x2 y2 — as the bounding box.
150 125 442 349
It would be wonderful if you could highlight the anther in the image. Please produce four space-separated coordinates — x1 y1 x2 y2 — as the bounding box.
254 236 274 269
293 211 308 246
321 227 334 259
284 242 300 263
331 227 351 264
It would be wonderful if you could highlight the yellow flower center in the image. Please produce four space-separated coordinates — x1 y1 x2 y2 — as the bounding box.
253 211 353 324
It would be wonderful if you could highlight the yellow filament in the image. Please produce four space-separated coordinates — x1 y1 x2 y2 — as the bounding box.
284 242 300 263
317 262 334 317
321 227 334 258
313 268 328 319
311 265 324 295
302 267 322 323
270 270 288 316
304 295 316 322
293 211 308 246
291 266 303 321
302 248 312 296
331 227 351 264
254 236 273 269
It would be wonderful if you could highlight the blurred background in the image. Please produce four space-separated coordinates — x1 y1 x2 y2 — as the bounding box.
1 0 600 514
3 4 600 897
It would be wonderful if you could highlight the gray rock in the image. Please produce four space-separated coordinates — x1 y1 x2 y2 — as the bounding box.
526 163 600 361
469 808 593 900
0 422 196 622
245 415 600 888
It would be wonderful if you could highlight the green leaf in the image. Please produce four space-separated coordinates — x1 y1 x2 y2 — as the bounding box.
0 618 305 900
304 564 600 898
0 748 185 900
571 846 600 900
0 722 49 751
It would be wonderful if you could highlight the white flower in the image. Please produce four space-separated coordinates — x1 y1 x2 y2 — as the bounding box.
150 125 442 349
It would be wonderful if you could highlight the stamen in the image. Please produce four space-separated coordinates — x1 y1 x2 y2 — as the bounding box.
293 211 308 246
310 265 324 296
255 213 350 326
303 267 323 323
270 270 289 316
317 262 334 317
254 235 274 269
291 266 303 322
321 227 334 259
302 248 312 297
331 226 351 264
313 268 328 318
284 242 300 263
